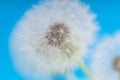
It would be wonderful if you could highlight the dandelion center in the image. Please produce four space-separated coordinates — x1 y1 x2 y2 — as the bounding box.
45 22 77 58
45 22 70 46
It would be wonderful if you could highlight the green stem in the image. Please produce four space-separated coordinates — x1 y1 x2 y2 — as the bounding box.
79 61 94 80
65 61 94 80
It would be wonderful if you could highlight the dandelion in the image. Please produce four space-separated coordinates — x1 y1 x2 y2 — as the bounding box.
9 0 98 79
91 31 120 80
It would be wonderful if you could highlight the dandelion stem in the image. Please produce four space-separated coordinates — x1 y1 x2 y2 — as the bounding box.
79 61 94 80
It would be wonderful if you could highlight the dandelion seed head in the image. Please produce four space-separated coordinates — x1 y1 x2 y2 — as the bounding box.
91 31 120 80
10 0 99 78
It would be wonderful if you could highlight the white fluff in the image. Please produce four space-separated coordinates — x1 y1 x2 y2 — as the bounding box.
9 0 99 78
91 31 120 80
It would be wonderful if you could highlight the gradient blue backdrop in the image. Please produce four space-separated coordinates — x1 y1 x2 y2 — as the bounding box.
0 0 120 80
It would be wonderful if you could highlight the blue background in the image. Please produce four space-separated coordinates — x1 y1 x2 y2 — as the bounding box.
0 0 120 80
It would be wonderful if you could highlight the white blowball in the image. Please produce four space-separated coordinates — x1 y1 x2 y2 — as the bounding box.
9 0 99 78
91 31 120 80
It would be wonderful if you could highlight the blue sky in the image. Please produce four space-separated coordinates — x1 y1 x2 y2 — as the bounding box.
0 0 120 80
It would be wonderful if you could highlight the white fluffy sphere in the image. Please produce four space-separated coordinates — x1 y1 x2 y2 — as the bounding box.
10 0 99 78
91 31 120 80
